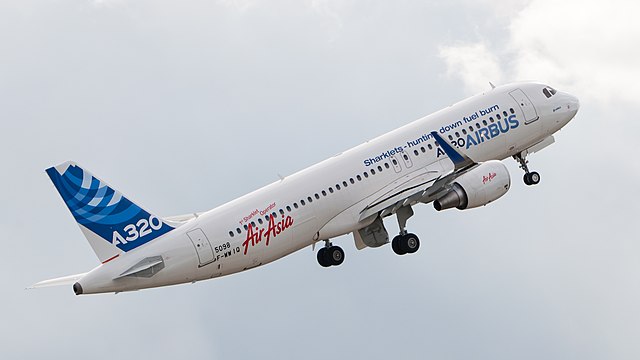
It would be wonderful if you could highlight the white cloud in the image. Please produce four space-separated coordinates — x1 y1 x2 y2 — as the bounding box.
438 42 504 94
439 0 640 105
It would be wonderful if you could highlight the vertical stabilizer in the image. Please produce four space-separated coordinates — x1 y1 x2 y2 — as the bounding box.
46 161 174 263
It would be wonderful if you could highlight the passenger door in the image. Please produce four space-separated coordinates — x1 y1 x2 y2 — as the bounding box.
510 89 539 124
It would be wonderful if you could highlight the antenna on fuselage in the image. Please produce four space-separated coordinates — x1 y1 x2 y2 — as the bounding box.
489 81 496 90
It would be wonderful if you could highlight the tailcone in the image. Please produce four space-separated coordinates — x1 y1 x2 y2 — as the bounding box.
73 282 83 295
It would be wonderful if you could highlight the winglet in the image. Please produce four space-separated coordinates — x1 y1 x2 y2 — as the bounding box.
430 131 475 170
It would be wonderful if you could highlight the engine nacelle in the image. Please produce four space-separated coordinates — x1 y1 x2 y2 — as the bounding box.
434 160 511 211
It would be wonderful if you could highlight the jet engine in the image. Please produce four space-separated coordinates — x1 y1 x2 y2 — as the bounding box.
434 160 511 211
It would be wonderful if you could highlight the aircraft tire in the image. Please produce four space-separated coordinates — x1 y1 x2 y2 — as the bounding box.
317 248 331 267
392 235 407 255
327 246 345 266
523 173 532 185
529 172 540 185
403 233 420 254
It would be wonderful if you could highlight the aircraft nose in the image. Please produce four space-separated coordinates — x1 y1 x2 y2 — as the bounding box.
563 93 580 117
569 94 580 112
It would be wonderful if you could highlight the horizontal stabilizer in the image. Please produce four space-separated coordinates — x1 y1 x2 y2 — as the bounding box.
114 256 165 279
30 273 87 289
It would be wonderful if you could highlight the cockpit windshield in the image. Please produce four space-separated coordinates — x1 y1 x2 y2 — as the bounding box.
542 86 557 98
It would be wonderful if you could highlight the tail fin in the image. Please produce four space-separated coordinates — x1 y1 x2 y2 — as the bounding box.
46 161 174 263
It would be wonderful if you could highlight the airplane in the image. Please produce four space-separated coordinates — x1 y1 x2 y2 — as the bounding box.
32 82 579 295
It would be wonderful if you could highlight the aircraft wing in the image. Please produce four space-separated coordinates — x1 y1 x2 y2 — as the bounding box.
359 131 478 221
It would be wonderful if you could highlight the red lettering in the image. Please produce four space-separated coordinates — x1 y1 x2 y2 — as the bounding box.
242 224 258 255
241 215 295 255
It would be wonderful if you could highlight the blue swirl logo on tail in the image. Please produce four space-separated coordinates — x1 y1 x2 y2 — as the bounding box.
46 162 174 252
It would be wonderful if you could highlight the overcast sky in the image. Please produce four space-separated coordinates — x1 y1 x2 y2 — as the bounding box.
2 0 640 359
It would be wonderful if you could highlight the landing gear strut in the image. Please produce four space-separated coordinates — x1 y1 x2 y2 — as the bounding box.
317 240 344 267
392 206 420 255
514 152 540 186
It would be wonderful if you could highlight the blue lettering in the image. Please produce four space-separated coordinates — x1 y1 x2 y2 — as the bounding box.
465 134 478 149
488 123 500 137
498 118 510 133
478 128 489 143
508 114 519 129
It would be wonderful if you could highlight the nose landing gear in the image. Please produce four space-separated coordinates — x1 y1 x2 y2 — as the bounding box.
514 152 540 186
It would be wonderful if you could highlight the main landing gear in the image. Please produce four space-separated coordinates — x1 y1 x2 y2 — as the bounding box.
392 206 420 256
317 241 345 267
514 152 540 186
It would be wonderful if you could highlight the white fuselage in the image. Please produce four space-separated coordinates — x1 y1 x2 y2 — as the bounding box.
77 82 579 294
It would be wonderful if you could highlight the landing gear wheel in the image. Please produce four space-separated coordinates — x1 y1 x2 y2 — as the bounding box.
392 234 420 255
523 172 540 186
317 246 344 267
317 247 331 267
529 171 540 185
402 233 420 254
327 246 345 266
392 235 406 255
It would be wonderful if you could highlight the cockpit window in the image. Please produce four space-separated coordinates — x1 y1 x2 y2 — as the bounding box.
542 86 557 98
